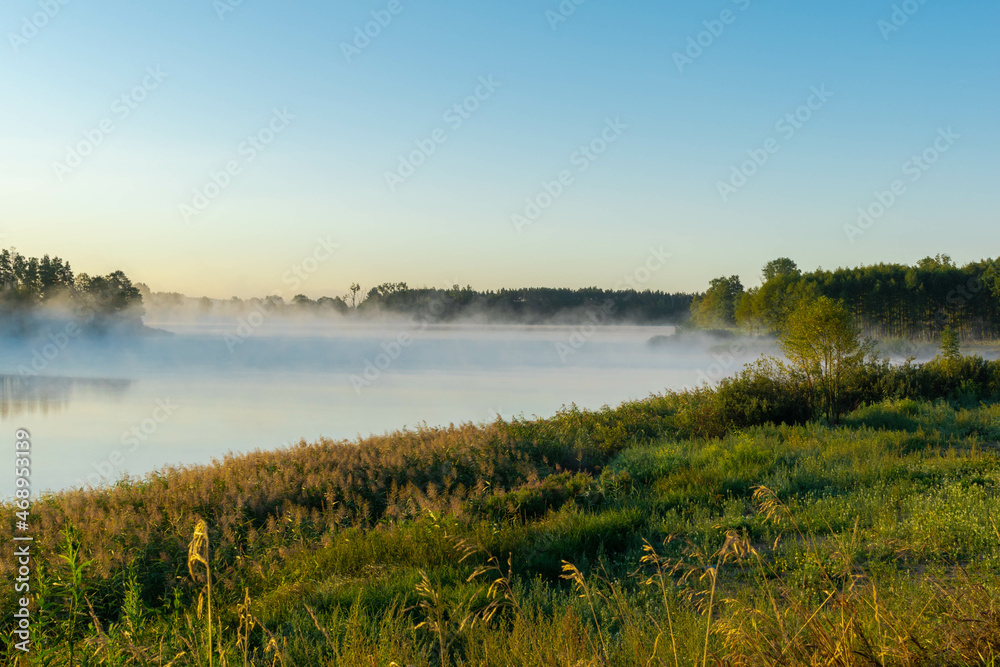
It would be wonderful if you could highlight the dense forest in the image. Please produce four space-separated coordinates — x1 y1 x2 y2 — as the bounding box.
0 248 144 332
691 255 1000 340
354 283 694 323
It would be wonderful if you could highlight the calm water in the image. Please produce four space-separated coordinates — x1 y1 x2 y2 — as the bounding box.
0 321 759 496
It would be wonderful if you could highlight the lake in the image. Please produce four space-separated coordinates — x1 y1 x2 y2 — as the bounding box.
0 320 762 496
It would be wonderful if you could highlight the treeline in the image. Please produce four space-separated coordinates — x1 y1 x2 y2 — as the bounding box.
176 283 695 324
26 246 994 338
691 254 1000 340
0 247 144 331
356 283 694 323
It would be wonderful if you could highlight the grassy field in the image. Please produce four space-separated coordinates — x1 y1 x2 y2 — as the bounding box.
3 360 1000 665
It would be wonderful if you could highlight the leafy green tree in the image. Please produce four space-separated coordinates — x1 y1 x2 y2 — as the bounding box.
778 296 874 423
761 257 799 282
917 253 955 271
734 289 764 333
737 273 816 333
691 275 743 328
734 259 806 333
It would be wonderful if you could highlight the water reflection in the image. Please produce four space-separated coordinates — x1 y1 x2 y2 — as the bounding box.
0 375 132 419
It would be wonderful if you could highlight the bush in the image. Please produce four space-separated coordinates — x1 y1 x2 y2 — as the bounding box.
862 355 1000 404
712 358 813 429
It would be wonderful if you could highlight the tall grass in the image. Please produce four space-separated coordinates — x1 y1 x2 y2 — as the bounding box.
187 519 214 667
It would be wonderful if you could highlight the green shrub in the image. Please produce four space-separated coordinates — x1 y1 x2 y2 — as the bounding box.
712 358 813 429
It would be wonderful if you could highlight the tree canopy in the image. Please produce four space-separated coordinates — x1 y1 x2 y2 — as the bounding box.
690 275 744 328
761 257 799 282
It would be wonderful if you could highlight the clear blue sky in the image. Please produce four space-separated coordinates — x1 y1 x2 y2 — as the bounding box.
2 0 997 298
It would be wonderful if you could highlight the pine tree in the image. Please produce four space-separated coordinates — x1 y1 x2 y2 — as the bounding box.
940 325 961 361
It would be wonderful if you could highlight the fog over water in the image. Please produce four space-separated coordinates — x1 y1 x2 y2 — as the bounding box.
0 317 773 496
